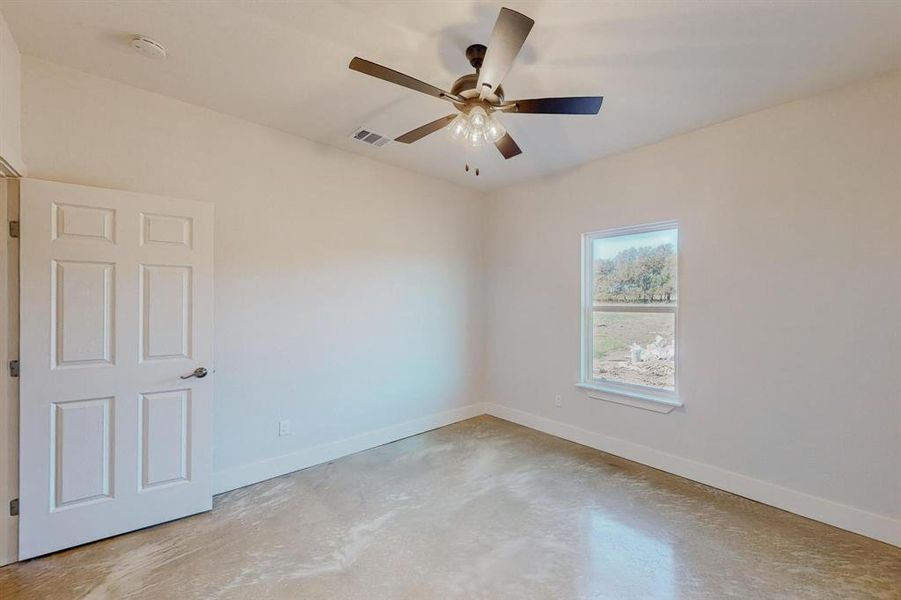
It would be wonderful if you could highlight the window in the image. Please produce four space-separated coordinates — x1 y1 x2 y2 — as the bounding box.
580 222 679 405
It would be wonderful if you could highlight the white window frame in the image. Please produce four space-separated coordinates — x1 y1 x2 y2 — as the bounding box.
578 221 682 412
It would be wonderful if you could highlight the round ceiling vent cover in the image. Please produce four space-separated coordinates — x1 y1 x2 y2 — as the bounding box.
131 35 167 60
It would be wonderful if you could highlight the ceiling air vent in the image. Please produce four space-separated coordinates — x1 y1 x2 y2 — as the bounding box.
350 127 391 147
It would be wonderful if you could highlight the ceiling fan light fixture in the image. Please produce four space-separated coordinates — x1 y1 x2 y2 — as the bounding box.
451 107 505 147
485 117 506 144
449 114 470 141
469 106 489 129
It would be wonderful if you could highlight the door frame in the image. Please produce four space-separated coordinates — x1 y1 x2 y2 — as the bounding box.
0 177 20 566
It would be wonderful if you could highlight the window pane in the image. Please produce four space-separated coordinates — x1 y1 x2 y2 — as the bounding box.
592 228 677 305
592 311 675 390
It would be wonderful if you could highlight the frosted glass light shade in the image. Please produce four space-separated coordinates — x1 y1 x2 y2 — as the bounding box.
449 107 505 147
485 118 506 143
469 106 489 129
449 114 470 141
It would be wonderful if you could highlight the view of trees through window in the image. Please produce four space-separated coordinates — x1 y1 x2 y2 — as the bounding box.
593 242 677 304
590 227 678 391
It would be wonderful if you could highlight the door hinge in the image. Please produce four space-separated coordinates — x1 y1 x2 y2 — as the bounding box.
8 360 19 377
9 498 18 516
8 220 19 238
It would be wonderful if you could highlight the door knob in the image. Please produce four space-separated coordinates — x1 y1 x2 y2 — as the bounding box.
180 367 209 379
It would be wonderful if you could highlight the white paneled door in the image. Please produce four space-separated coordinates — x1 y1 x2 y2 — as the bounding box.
18 179 214 559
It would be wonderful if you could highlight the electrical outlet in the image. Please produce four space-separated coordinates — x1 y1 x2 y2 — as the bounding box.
278 419 292 436
554 394 562 408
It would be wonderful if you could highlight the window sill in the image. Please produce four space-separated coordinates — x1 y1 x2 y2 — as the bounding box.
575 382 682 414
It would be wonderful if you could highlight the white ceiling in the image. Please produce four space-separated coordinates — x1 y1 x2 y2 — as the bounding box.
2 1 900 191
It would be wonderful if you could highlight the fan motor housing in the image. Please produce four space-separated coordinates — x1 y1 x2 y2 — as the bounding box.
451 74 505 105
455 44 505 105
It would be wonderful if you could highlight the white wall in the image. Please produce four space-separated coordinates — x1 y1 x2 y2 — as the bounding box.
0 10 23 174
484 71 901 544
21 57 486 492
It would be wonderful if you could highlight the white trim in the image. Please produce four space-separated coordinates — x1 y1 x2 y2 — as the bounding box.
593 304 676 314
212 403 487 495
484 402 901 548
575 382 682 413
0 180 18 566
584 220 680 240
0 156 23 178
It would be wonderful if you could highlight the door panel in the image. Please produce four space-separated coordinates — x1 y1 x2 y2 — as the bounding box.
52 260 115 367
19 179 214 559
141 213 192 247
140 264 192 361
138 389 190 490
51 396 113 508
53 203 116 243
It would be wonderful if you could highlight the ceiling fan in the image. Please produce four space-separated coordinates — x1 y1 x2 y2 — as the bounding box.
348 7 603 160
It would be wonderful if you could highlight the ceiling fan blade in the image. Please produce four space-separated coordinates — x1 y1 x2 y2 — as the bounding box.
477 8 534 100
495 133 522 159
349 57 456 101
502 97 604 115
395 114 458 144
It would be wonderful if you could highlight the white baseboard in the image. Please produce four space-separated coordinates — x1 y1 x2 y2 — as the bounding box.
212 401 900 548
212 403 487 495
485 403 901 548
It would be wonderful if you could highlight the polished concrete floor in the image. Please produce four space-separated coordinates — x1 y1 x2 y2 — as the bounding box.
1 416 899 599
